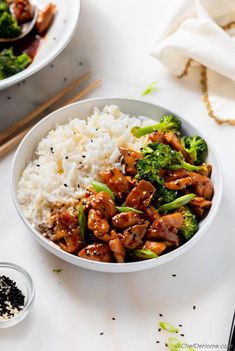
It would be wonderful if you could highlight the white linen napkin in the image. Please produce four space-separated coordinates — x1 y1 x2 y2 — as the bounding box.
152 0 235 125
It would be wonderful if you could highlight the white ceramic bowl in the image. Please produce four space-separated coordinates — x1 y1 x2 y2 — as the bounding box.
11 98 222 273
0 0 81 90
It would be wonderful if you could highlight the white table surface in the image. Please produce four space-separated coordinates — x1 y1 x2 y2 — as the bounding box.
0 1 234 350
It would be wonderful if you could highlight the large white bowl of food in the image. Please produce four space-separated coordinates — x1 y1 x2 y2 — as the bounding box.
11 98 222 273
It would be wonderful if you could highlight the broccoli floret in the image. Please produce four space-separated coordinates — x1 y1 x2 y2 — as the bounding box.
178 205 198 240
167 150 208 174
158 194 196 213
131 114 181 138
155 186 178 206
0 48 31 80
0 0 8 13
141 142 207 174
136 158 164 186
0 10 21 38
181 136 208 165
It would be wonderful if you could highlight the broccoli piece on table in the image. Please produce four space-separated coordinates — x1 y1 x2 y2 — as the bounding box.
181 135 208 165
0 10 21 38
131 114 181 138
0 48 31 80
178 205 198 240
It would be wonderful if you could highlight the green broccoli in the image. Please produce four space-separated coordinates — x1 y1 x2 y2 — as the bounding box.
178 205 198 240
167 150 208 174
131 114 181 138
181 135 208 165
158 194 196 213
155 187 178 206
0 48 32 80
0 0 8 13
141 142 207 174
136 157 164 185
0 10 21 39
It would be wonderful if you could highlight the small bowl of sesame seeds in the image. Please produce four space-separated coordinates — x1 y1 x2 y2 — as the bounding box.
0 262 35 328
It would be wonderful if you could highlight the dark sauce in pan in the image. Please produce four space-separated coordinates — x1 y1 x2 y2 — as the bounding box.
0 28 41 61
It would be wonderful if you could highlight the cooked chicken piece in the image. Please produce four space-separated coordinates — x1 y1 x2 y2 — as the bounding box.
190 173 213 200
164 169 189 182
87 209 111 241
122 221 149 249
143 241 167 256
189 196 212 209
124 180 156 210
51 229 67 241
91 191 116 218
102 167 130 198
36 3 56 35
146 213 184 246
143 206 160 222
119 147 142 175
189 196 212 219
112 212 141 229
109 231 125 263
58 228 83 253
78 244 113 262
164 131 191 162
149 130 166 143
57 210 78 229
13 0 33 22
165 176 193 190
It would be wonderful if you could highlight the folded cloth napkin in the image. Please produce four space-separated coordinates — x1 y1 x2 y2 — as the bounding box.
152 0 235 125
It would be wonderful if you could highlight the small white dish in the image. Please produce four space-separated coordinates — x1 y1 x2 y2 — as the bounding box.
11 98 223 273
0 263 35 328
0 0 81 90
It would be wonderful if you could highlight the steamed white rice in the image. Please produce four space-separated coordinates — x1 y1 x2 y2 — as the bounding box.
17 105 154 228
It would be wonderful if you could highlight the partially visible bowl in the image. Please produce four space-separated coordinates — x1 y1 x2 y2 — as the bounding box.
0 263 34 328
0 0 81 90
11 98 223 273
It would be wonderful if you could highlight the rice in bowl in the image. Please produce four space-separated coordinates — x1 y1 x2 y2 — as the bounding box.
17 105 151 229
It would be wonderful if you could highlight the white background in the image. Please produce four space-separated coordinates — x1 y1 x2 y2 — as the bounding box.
0 1 234 350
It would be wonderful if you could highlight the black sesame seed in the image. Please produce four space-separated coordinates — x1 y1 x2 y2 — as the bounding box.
112 317 116 320
159 313 163 317
165 343 168 347
91 139 93 142
7 96 11 100
36 164 40 167
64 77 67 82
158 328 161 332
180 334 184 337
95 128 98 131
64 184 68 187
82 155 86 158
65 156 68 159
0 275 25 319
100 332 104 335
77 184 80 188
156 341 160 344
193 305 196 310
179 324 183 327
172 274 176 277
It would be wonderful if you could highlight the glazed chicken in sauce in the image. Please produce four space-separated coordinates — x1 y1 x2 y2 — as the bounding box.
46 114 214 263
